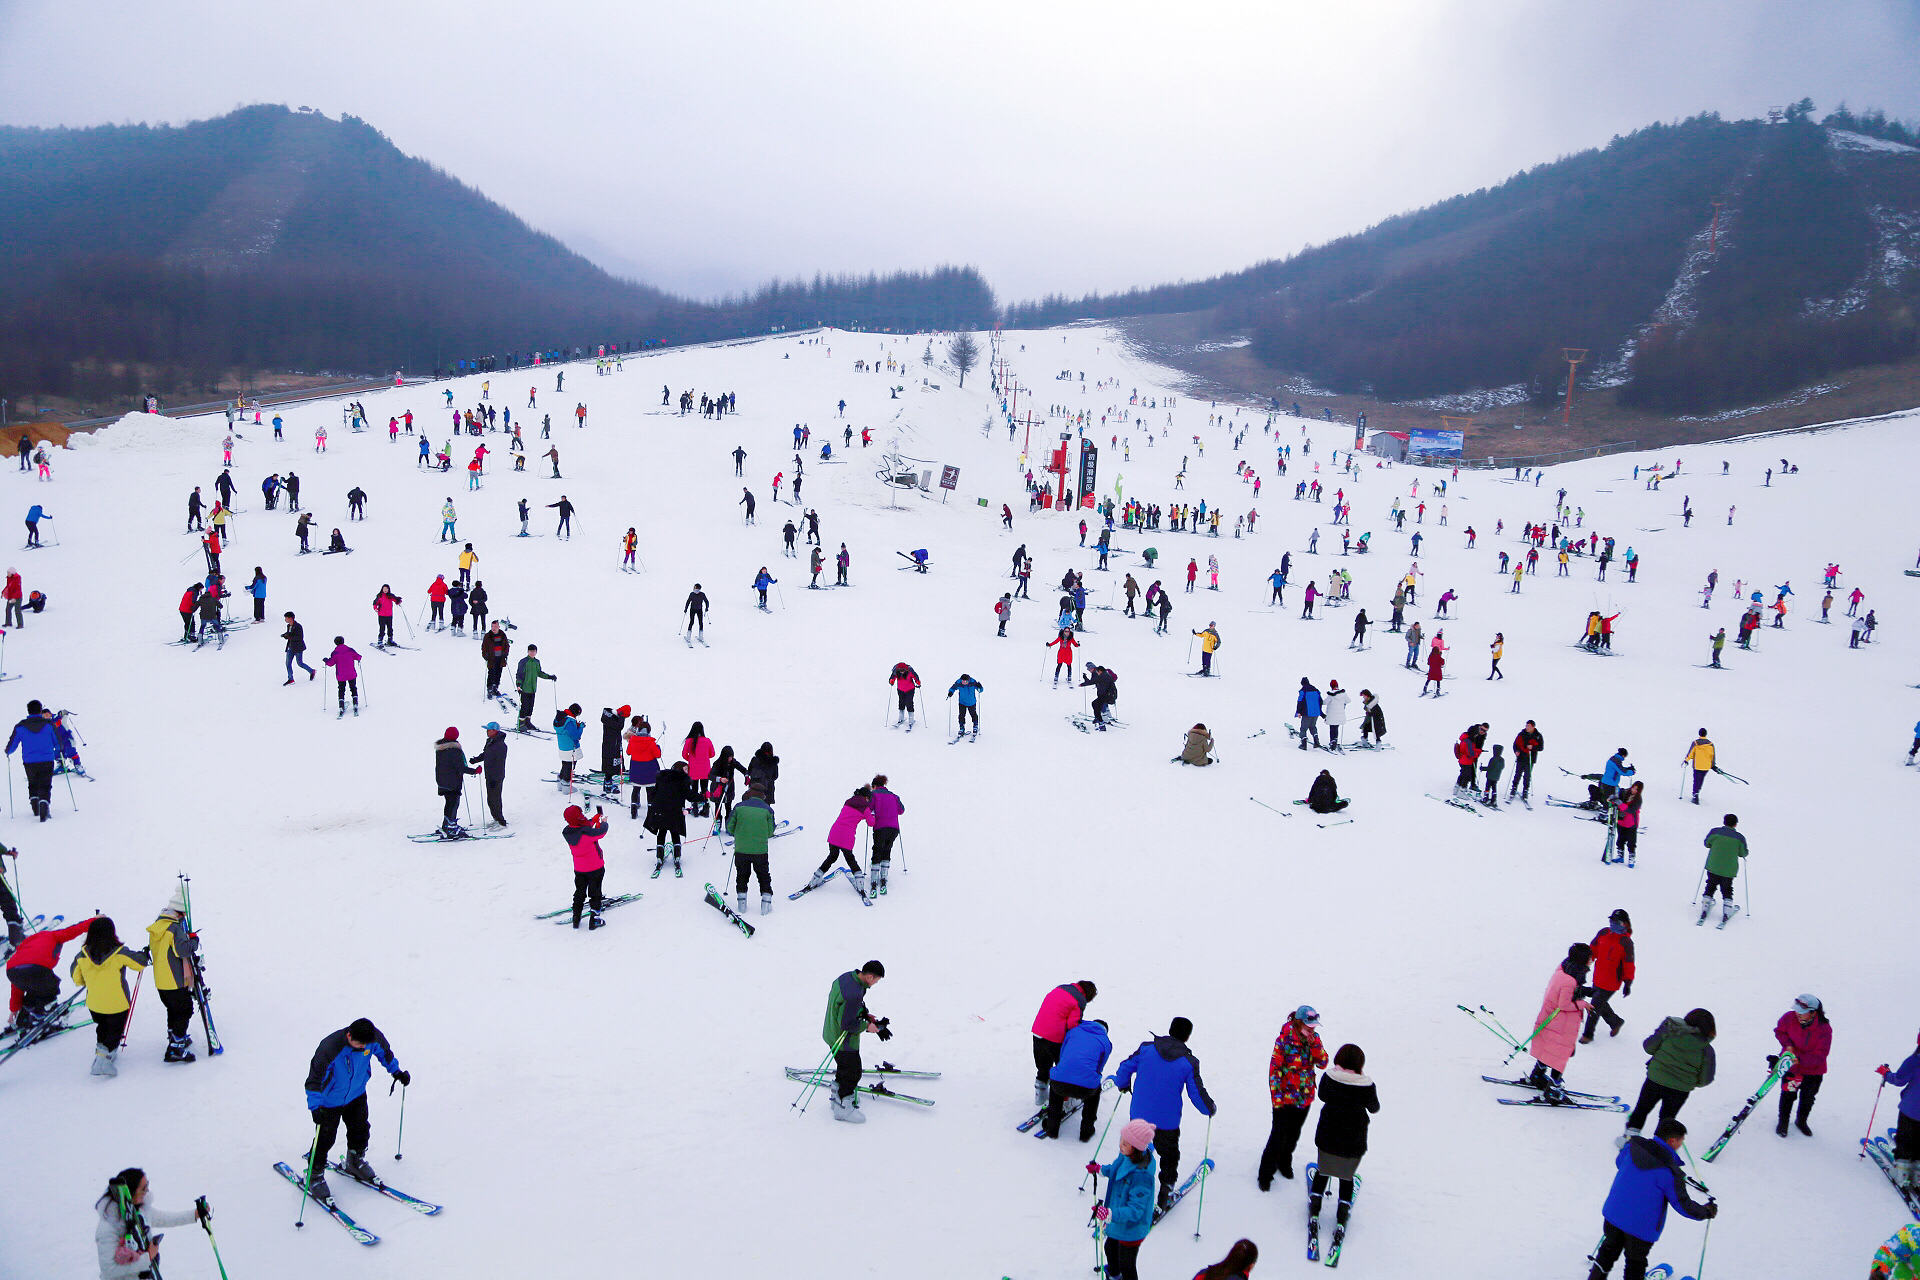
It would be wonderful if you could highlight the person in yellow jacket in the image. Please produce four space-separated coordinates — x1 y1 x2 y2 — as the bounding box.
1191 622 1221 676
146 887 199 1064
69 917 148 1078
457 542 480 586
1682 730 1716 806
1488 633 1505 680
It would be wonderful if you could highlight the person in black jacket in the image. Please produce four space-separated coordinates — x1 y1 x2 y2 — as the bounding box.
281 612 315 684
1311 1044 1380 1255
1080 663 1118 728
480 623 510 698
468 581 489 632
685 585 709 636
1306 771 1346 814
600 706 629 782
1511 720 1544 801
709 744 749 820
434 727 479 835
467 723 509 827
645 761 691 874
747 742 779 802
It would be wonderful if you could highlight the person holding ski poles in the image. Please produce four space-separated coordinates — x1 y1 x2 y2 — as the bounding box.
299 1018 409 1201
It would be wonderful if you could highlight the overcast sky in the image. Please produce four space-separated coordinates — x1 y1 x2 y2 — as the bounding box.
3 0 1916 305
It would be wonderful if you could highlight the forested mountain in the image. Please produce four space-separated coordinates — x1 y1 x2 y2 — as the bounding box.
0 105 996 407
1010 108 1920 415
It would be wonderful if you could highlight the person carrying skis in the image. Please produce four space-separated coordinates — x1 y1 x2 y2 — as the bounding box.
562 804 609 929
143 888 199 1066
1114 1016 1217 1213
1698 815 1746 926
514 645 556 730
301 1018 408 1200
726 785 777 917
1295 678 1323 749
69 917 147 1079
1681 731 1714 805
1624 1009 1717 1140
823 961 888 1124
1089 1120 1159 1280
948 674 984 737
1257 1006 1328 1187
1585 1118 1716 1279
1525 943 1593 1102
1773 994 1830 1136
1877 1032 1920 1194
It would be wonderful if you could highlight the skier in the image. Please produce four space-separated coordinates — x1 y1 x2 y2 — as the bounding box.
1310 1043 1379 1261
1191 622 1220 675
835 543 850 586
823 961 888 1124
468 722 509 828
1357 690 1386 746
300 1018 408 1201
684 584 708 638
1480 745 1506 807
1623 1009 1717 1142
1876 1033 1920 1193
1030 980 1098 1106
808 785 872 888
1295 678 1323 749
323 637 361 716
94 1169 210 1280
746 742 779 802
1257 1005 1328 1188
809 544 824 586
1488 633 1504 680
1585 1119 1716 1279
624 715 661 819
1350 608 1369 649
1422 644 1445 697
426 574 449 629
433 727 479 835
732 445 745 476
480 623 510 698
1045 630 1079 686
1306 770 1345 814
1582 910 1634 1042
1114 1016 1217 1212
6 913 91 1031
753 567 777 609
1681 730 1714 804
1698 814 1746 926
515 644 556 730
948 674 984 737
1525 943 1592 1102
1323 680 1349 748
517 497 530 536
644 760 691 874
1588 748 1635 809
1773 994 1830 1136
1178 723 1214 766
548 496 573 539
680 722 715 816
553 703 584 791
69 917 147 1078
867 774 903 896
562 804 609 929
6 700 60 821
994 593 1012 637
1708 627 1726 667
1612 782 1643 862
725 785 777 917
1089 1120 1158 1280
1042 1015 1111 1141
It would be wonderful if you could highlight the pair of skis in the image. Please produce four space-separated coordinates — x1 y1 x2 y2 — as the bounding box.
532 892 643 924
1426 792 1482 817
1862 1126 1920 1218
1482 1074 1628 1111
783 1065 935 1106
408 827 513 843
1017 1078 1115 1135
703 883 755 937
272 1159 441 1246
787 867 870 906
1304 1161 1359 1265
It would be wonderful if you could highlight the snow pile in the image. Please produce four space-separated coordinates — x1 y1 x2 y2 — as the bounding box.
0 327 1911 1278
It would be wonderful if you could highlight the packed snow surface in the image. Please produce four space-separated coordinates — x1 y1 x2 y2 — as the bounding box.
1 327 1912 1278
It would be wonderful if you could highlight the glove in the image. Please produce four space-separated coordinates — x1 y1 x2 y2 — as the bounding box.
1085 1161 1101 1176
1766 1054 1778 1071
1700 1202 1719 1220
195 1196 211 1223
1878 1064 1891 1076
875 1023 893 1043
1620 980 1631 997
394 1070 412 1087
1092 1205 1110 1223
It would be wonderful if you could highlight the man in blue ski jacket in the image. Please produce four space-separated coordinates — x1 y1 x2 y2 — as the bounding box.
302 1017 408 1199
947 674 984 737
6 700 58 821
1115 1016 1217 1211
1587 1119 1714 1278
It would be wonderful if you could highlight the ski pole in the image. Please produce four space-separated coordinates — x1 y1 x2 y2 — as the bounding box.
5 759 12 820
296 1121 322 1227
120 970 143 1047
792 1034 844 1113
1191 1112 1214 1239
1696 1210 1713 1280
1504 1011 1559 1064
198 1197 229 1280
1080 1081 1122 1192
1457 1004 1520 1050
1711 765 1749 785
1679 765 1687 803
1248 796 1292 819
60 763 77 812
1861 1078 1887 1157
392 1077 408 1159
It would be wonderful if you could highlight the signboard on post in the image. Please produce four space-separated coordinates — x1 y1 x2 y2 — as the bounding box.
1407 428 1465 458
1077 440 1099 505
939 465 959 490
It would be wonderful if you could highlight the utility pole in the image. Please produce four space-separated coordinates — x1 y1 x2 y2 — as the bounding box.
1709 201 1724 255
1561 349 1588 429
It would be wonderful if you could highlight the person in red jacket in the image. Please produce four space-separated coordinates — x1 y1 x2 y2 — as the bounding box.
1582 910 1635 1042
1046 630 1080 686
177 583 200 641
1031 981 1098 1106
1424 646 1447 698
1774 994 1831 1136
6 915 96 1029
426 574 450 629
1451 726 1478 793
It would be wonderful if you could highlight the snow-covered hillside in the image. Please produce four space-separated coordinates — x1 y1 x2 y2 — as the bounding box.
0 326 1912 1279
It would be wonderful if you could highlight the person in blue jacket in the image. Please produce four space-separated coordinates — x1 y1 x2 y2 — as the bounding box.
1043 1018 1111 1141
6 699 59 821
1877 1030 1920 1192
1588 1118 1714 1278
753 567 777 608
1089 1119 1159 1280
947 674 984 738
301 1017 408 1200
1587 748 1635 808
23 504 47 547
1296 678 1323 751
553 702 585 790
1114 1016 1217 1211
247 566 267 623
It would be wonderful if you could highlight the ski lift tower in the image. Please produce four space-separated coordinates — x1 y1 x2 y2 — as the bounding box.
1560 349 1588 429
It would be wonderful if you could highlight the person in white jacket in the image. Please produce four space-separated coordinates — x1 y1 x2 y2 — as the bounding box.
1323 681 1351 750
95 1168 206 1280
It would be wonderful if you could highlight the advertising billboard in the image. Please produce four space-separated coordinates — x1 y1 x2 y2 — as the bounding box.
1407 428 1465 458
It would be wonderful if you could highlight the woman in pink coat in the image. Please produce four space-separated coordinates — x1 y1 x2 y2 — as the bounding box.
805 786 872 890
1527 942 1593 1101
680 721 715 816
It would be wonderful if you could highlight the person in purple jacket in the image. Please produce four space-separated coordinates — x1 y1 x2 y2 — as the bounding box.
868 774 904 897
1876 1030 1920 1192
323 637 362 717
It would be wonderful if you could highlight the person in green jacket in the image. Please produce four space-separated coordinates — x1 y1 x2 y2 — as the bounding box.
823 961 888 1124
1698 815 1746 925
514 644 557 731
1707 627 1726 668
1622 1009 1717 1142
726 786 777 917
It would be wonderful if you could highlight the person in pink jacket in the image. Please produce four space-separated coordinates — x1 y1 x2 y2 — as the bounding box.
1773 994 1831 1136
1526 942 1593 1102
371 584 402 646
680 721 715 817
1031 980 1098 1106
807 785 873 892
323 637 362 716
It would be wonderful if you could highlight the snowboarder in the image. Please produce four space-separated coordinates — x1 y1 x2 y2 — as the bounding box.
300 1018 409 1200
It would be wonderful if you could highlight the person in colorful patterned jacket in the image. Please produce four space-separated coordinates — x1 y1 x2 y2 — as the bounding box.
1258 1005 1329 1187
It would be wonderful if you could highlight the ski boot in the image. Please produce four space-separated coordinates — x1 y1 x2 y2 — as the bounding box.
163 1033 196 1063
872 863 888 896
305 1166 333 1201
340 1149 378 1185
673 855 683 879
736 893 748 915
803 868 829 891
760 893 773 916
830 1092 867 1124
850 870 868 899
1035 1080 1050 1108
588 911 605 931
92 1045 119 1077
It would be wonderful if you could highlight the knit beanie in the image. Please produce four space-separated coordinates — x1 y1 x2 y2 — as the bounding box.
1120 1119 1157 1151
